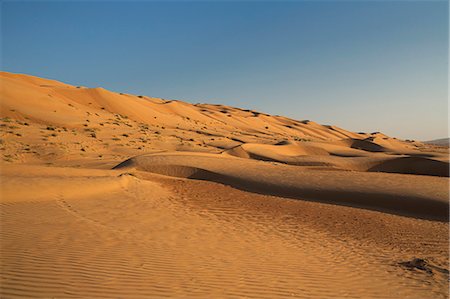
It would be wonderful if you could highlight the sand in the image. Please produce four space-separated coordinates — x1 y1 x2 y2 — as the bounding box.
1 72 449 298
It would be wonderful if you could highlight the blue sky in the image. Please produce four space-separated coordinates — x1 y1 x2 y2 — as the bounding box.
2 0 448 140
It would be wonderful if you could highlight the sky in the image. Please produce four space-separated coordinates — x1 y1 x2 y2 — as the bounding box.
1 0 448 140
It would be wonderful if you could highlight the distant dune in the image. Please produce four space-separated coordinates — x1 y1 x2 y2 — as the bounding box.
424 138 449 147
1 72 448 298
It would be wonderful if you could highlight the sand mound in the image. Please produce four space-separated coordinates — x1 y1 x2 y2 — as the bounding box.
0 165 132 203
224 141 329 163
336 136 412 153
114 152 449 221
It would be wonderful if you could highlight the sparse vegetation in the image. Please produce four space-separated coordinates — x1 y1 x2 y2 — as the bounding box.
293 137 311 142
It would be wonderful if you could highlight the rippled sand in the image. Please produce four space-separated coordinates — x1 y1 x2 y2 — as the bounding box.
1 166 448 298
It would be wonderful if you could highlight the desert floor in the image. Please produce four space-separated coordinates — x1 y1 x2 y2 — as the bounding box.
1 72 449 298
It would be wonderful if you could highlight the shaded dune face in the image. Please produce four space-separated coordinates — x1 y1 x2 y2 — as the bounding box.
368 156 450 177
349 138 387 152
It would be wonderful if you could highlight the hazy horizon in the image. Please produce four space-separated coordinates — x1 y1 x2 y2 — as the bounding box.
2 1 448 140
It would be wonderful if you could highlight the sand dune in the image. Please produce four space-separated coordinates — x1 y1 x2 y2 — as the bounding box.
114 152 449 221
1 72 449 298
1 72 368 143
224 140 330 160
424 137 450 147
223 140 449 177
